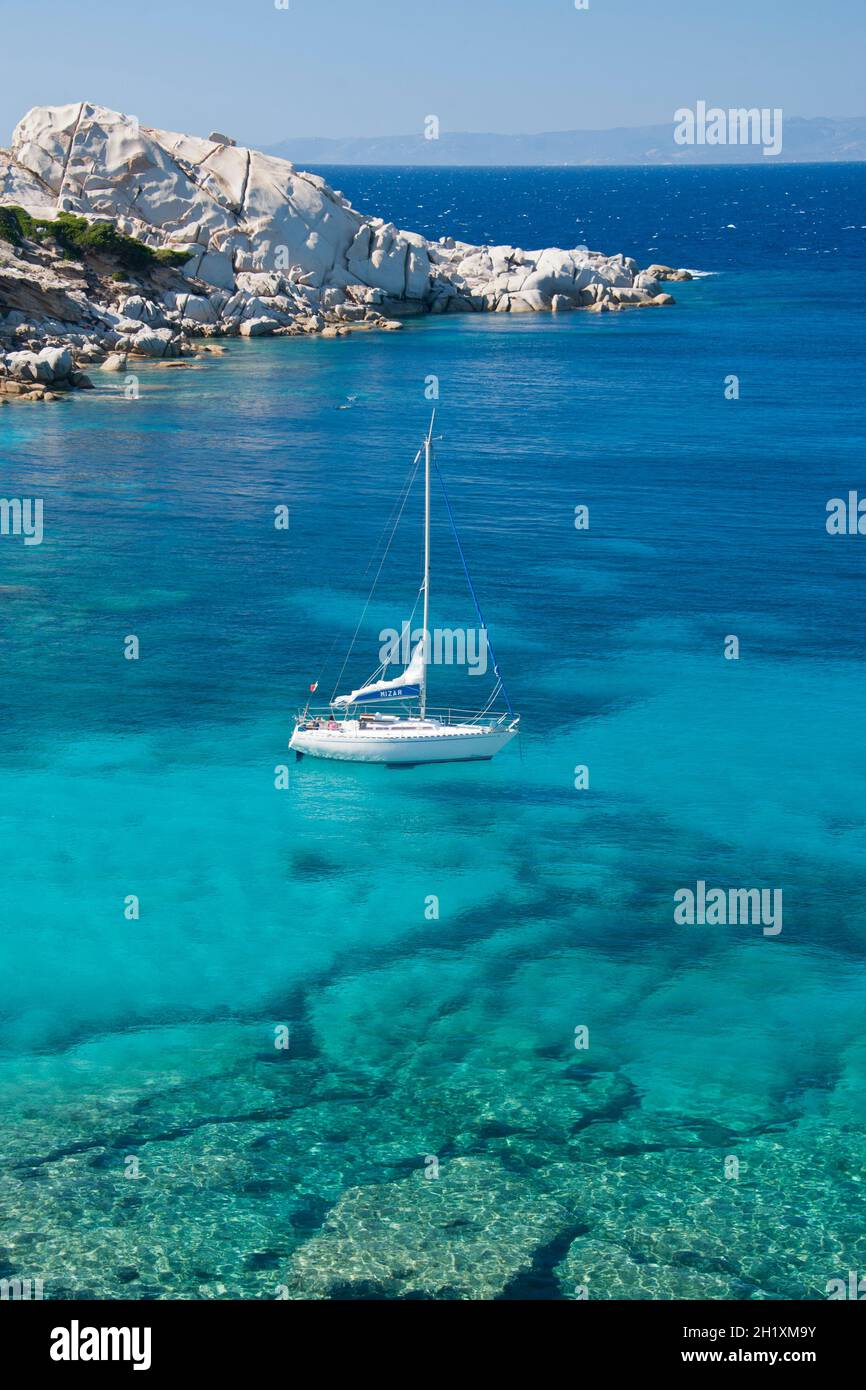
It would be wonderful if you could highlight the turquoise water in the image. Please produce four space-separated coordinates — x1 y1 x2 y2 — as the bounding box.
1 166 865 1299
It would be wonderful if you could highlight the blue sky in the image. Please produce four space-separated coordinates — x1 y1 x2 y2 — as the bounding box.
1 0 863 146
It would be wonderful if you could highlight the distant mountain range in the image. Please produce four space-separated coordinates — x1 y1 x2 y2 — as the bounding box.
266 117 866 167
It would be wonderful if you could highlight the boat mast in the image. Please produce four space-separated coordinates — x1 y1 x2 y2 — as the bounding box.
420 410 434 719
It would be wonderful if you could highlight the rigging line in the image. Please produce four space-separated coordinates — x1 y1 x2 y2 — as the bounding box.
480 680 503 718
330 447 423 703
432 457 515 719
363 447 424 578
333 572 425 698
468 678 503 724
383 585 423 671
362 575 425 675
307 449 423 699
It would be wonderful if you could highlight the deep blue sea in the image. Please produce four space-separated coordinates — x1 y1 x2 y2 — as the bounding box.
1 165 865 1300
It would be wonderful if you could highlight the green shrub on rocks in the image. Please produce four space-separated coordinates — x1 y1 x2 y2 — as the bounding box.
0 204 35 245
0 204 191 272
153 247 192 268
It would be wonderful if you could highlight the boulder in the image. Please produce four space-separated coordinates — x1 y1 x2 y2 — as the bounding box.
5 350 43 381
508 294 538 314
238 317 280 337
37 345 72 379
178 294 218 325
333 304 366 323
320 287 346 309
192 250 235 290
646 264 693 282
4 347 75 383
119 295 164 325
633 271 661 294
610 286 652 305
130 327 176 358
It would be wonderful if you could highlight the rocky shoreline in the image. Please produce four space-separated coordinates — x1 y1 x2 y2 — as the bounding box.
1 102 692 403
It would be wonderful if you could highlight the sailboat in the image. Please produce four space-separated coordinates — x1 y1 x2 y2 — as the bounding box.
289 413 519 766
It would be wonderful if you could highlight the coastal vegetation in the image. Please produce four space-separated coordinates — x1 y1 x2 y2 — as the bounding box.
0 204 190 272
1 102 686 402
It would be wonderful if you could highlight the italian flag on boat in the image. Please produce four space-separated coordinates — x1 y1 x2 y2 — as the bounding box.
289 412 519 766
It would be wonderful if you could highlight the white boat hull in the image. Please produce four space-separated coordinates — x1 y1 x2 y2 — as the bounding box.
289 721 517 765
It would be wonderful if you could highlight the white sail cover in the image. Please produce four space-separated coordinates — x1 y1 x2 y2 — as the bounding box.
333 641 425 707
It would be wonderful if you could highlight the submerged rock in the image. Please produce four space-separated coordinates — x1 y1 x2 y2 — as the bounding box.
283 1157 570 1299
1 1010 864 1301
555 1236 742 1300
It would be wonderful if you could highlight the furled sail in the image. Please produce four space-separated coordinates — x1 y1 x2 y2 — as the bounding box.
333 641 425 707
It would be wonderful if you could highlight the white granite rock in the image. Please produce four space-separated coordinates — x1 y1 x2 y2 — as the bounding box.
119 295 164 325
37 344 72 378
4 349 42 381
4 345 71 382
0 149 53 212
634 271 661 294
239 316 280 337
1 102 682 350
130 326 176 357
177 293 217 325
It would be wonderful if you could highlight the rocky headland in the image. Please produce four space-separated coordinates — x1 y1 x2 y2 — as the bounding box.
0 102 691 402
